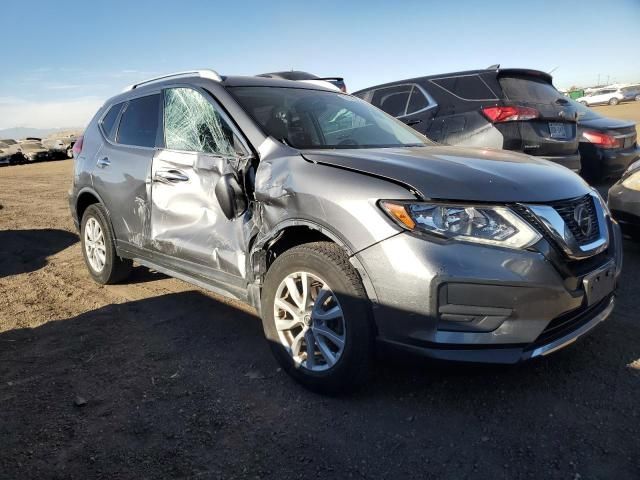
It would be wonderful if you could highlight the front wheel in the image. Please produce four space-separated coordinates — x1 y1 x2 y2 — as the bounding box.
609 97 620 105
80 204 132 284
261 242 374 393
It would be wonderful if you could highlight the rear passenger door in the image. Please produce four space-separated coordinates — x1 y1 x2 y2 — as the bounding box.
149 86 251 283
93 93 161 249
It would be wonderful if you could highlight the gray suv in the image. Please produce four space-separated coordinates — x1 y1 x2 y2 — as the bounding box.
69 70 622 392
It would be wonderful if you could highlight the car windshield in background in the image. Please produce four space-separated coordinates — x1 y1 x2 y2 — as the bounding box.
569 99 599 120
499 76 566 103
230 86 430 149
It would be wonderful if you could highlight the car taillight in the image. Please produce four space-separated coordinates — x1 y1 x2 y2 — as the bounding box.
581 130 622 149
72 135 84 156
481 106 539 123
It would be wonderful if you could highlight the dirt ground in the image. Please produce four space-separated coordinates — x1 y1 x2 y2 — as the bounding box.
1 144 640 477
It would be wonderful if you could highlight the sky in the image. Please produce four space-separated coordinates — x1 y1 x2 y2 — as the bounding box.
0 0 638 130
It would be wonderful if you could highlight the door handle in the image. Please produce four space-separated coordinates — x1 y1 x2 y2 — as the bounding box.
153 169 189 184
405 119 423 126
96 157 111 168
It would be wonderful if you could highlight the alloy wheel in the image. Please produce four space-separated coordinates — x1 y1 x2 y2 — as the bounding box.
273 271 346 371
84 217 106 272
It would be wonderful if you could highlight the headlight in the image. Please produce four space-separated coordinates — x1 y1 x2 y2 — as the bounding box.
380 201 541 249
622 171 640 191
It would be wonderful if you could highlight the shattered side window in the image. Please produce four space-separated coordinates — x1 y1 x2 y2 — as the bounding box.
164 88 239 156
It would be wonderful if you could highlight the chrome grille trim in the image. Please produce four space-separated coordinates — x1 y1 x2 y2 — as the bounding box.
520 192 609 259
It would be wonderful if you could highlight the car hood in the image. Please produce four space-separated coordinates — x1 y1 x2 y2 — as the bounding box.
578 115 636 131
302 145 590 203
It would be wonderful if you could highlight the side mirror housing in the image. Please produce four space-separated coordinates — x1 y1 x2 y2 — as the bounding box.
215 173 247 220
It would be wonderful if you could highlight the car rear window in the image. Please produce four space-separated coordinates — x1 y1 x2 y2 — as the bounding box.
430 75 497 101
101 102 124 141
117 94 161 148
499 76 565 103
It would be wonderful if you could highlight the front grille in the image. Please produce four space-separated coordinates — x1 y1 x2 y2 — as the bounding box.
549 194 600 245
530 294 613 348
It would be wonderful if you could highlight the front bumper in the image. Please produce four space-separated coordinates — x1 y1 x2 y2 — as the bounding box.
355 221 622 364
609 181 640 234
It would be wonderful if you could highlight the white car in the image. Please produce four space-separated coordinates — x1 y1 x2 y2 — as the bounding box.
576 88 625 106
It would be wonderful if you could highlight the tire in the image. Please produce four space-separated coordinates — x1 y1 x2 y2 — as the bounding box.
579 101 588 106
261 242 374 393
80 204 132 284
66 147 73 159
609 97 619 105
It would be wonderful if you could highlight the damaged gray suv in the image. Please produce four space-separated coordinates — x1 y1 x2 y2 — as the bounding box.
70 70 622 392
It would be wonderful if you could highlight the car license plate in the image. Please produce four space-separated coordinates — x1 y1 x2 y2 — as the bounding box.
549 122 567 138
583 262 616 306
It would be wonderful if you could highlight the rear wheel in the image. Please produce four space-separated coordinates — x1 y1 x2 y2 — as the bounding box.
609 97 619 105
66 147 74 159
80 204 132 284
261 242 374 393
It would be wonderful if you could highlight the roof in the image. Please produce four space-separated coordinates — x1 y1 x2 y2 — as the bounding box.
353 67 553 94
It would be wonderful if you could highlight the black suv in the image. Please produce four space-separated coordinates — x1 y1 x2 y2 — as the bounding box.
354 67 581 172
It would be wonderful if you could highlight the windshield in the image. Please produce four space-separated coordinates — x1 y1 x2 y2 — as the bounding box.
568 99 600 120
230 86 431 149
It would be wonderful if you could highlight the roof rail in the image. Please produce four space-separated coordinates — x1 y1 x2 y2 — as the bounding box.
122 69 222 92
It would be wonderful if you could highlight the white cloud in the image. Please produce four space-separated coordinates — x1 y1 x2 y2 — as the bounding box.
0 96 104 129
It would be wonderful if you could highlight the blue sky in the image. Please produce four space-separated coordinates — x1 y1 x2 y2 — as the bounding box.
0 0 638 129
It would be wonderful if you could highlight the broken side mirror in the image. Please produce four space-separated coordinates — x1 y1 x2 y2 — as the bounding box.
215 173 247 220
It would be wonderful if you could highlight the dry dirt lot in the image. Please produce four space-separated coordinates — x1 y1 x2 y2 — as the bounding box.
1 143 640 478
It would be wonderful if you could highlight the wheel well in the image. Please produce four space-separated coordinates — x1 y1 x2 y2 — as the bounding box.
76 192 100 221
263 226 341 271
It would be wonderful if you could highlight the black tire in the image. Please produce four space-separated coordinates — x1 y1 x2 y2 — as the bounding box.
80 204 132 284
66 147 73 159
261 242 374 394
579 101 588 106
609 97 619 105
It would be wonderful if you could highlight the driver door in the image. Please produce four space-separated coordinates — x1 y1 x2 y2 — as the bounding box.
149 86 251 282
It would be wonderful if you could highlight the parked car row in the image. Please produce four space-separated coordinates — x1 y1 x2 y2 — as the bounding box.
0 134 77 166
349 66 639 183
575 85 640 106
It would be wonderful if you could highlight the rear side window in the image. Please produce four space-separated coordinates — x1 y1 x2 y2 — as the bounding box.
100 102 123 141
499 77 564 103
371 85 412 117
117 94 161 148
430 75 497 101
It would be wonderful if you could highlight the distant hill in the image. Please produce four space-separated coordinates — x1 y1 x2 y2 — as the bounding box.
0 127 82 140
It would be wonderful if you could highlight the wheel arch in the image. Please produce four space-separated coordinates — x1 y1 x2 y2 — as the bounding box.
75 188 120 244
247 219 379 311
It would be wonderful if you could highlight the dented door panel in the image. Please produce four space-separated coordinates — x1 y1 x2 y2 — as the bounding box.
149 149 254 278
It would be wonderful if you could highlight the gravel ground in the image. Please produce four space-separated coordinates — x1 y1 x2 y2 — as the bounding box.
0 159 639 479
